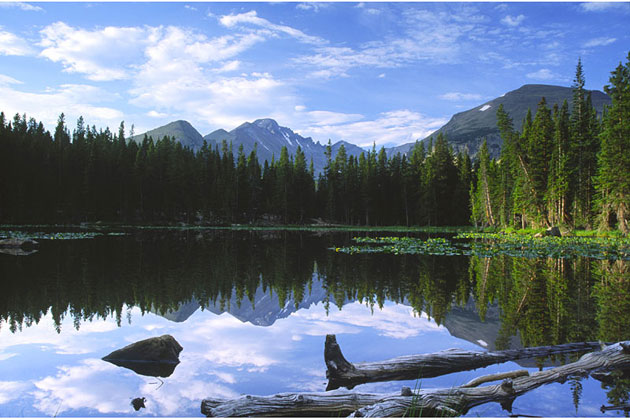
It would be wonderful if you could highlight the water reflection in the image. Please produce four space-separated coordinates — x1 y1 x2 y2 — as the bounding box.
0 229 629 416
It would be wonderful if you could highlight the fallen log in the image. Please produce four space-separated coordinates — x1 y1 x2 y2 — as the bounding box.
201 341 630 417
325 334 606 390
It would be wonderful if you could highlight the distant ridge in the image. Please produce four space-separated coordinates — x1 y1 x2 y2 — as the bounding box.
130 84 611 169
204 118 366 175
130 120 205 151
388 84 611 158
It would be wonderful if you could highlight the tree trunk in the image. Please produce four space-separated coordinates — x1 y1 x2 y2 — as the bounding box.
324 334 606 391
201 342 630 417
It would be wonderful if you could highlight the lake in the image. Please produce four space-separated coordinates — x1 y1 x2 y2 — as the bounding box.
0 228 628 417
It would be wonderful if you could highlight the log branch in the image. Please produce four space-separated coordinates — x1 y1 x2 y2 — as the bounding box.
326 334 607 390
461 370 529 388
201 341 630 417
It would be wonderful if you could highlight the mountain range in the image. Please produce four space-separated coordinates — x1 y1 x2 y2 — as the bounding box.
131 84 611 171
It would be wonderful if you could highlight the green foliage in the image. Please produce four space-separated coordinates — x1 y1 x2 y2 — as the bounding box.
596 52 630 233
332 232 630 260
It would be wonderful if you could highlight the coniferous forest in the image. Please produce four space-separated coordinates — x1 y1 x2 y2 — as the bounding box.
1 54 628 231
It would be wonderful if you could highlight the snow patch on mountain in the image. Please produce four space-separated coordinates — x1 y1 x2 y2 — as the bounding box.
282 130 293 146
479 104 491 111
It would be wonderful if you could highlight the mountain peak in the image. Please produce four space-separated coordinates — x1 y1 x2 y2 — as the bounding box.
253 118 280 132
131 119 204 151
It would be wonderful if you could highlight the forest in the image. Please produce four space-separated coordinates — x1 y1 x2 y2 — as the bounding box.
0 54 628 231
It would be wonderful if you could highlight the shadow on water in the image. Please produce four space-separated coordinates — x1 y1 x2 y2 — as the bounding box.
0 229 628 347
0 228 629 415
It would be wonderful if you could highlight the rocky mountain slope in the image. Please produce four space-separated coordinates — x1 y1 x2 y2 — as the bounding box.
389 84 610 158
131 84 611 167
204 118 365 175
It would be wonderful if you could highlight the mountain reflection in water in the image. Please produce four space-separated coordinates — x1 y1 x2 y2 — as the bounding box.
0 229 628 417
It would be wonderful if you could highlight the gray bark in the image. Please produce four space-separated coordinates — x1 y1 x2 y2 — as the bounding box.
325 334 606 390
200 341 630 417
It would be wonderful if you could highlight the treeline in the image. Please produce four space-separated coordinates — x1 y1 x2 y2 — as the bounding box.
470 54 630 233
1 54 628 229
0 112 472 226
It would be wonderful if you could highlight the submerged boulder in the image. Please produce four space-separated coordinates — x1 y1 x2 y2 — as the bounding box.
131 397 146 411
102 334 183 377
0 238 39 256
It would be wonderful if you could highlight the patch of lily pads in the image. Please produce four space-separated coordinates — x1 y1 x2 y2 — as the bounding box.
333 237 460 256
332 233 630 260
0 230 127 241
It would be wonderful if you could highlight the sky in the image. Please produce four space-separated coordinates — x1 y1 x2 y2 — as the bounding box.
0 1 628 148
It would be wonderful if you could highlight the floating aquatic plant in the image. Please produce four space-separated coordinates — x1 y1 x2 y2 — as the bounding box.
0 231 127 241
331 233 630 260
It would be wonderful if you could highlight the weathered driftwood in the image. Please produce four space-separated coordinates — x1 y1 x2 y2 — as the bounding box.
201 341 630 417
325 334 606 390
461 369 529 388
202 391 395 417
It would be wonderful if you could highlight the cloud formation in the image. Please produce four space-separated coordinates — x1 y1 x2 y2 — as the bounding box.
583 37 616 48
219 10 325 45
501 14 525 27
0 29 33 56
0 2 43 12
439 92 484 102
526 68 561 81
39 22 153 81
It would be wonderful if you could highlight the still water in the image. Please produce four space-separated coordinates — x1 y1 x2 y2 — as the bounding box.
0 229 628 417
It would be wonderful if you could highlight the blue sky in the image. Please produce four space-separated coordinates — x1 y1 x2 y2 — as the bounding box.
0 1 628 148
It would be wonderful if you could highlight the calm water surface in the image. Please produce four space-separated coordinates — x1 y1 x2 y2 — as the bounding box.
0 229 628 417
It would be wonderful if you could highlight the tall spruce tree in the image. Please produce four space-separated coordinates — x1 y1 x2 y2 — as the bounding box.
570 58 600 228
596 53 630 233
546 101 571 226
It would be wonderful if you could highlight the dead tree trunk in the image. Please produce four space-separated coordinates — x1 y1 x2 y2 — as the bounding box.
325 334 606 390
201 342 630 417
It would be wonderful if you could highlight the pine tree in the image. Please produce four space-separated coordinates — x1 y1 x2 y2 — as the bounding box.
496 104 516 227
546 101 571 226
570 58 600 228
471 140 497 227
596 52 630 233
528 97 554 226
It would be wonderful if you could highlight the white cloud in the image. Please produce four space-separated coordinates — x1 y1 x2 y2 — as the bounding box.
0 2 43 12
296 2 329 12
295 109 447 148
0 74 23 86
579 2 630 12
0 83 124 132
303 110 364 126
439 92 484 102
295 8 484 79
526 68 560 80
291 301 447 339
501 14 525 27
39 22 153 81
0 29 34 56
219 10 325 45
583 37 616 48
0 381 30 404
147 110 169 118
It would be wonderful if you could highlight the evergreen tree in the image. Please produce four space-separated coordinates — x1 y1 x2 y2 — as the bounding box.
471 140 497 227
547 101 571 225
570 58 600 228
596 53 630 233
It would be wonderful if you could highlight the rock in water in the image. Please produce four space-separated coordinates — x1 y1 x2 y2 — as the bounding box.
131 397 146 411
102 334 183 377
